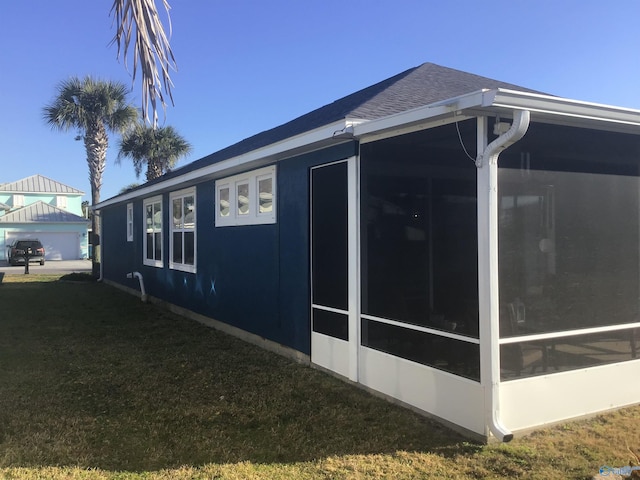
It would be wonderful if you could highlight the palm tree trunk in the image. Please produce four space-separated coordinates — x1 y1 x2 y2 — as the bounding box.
85 122 109 276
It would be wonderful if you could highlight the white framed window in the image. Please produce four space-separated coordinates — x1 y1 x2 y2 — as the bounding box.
143 196 163 267
170 188 196 273
126 203 134 242
13 194 24 207
215 165 276 227
56 195 68 209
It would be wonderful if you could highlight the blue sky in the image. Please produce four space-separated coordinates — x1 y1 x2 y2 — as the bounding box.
1 0 639 201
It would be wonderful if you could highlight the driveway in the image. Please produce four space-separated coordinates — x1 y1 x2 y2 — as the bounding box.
0 259 92 276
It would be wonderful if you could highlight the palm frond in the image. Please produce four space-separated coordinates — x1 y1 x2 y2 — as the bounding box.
117 122 191 180
110 0 176 127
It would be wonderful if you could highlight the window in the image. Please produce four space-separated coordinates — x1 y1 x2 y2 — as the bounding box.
126 203 133 242
237 181 250 216
13 194 24 207
215 166 276 226
143 196 163 267
170 188 196 273
56 195 67 209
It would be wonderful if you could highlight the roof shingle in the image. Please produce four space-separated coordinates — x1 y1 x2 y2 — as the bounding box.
148 63 542 186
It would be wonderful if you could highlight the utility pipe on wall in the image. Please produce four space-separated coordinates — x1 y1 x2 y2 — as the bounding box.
96 211 104 283
127 271 148 303
477 109 531 442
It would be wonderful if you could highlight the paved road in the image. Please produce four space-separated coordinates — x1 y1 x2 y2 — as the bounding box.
0 259 92 276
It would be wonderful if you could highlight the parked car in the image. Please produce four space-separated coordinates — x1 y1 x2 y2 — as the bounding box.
7 239 45 266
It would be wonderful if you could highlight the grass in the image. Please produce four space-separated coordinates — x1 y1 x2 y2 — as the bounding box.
0 275 639 479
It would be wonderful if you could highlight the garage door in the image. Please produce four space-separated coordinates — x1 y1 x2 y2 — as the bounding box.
6 232 79 260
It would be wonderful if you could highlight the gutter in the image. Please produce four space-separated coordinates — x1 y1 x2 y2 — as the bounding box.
477 110 530 442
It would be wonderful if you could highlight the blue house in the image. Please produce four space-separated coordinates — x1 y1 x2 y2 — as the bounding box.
0 174 89 261
95 63 640 441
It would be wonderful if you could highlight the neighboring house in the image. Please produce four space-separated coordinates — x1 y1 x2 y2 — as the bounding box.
0 175 89 261
95 63 640 441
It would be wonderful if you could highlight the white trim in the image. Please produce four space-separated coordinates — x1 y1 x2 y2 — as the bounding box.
95 120 354 209
311 331 350 379
169 187 197 273
143 195 163 268
311 304 348 315
488 89 640 128
359 346 486 436
56 195 67 210
126 203 133 242
360 314 480 344
215 165 276 227
501 358 640 432
499 322 640 345
310 158 358 379
95 89 640 213
347 156 360 382
355 89 640 144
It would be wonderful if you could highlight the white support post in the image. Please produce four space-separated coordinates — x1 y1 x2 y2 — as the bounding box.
348 155 360 382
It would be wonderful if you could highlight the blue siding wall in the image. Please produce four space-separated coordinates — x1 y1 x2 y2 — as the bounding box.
101 142 357 355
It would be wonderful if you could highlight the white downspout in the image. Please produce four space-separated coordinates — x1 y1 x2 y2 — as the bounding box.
127 271 148 303
477 110 530 442
96 210 104 283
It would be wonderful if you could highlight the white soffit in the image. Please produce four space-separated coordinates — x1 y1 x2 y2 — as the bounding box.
355 89 640 144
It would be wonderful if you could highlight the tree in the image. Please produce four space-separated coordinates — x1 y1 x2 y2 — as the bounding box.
117 124 191 181
81 200 92 221
110 0 176 127
43 76 138 273
119 183 140 194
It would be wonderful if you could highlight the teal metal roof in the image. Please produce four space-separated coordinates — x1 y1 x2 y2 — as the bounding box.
0 201 89 223
0 174 84 194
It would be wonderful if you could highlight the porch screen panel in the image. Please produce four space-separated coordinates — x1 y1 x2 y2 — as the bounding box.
360 121 479 337
498 123 640 378
311 162 348 339
359 120 480 379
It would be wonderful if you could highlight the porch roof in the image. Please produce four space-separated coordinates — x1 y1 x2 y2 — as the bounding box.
95 64 640 209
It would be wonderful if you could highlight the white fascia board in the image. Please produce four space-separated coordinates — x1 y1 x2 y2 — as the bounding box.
355 88 640 144
94 119 354 210
488 89 640 128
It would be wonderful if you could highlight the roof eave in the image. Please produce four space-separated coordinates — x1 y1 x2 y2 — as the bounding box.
95 89 640 210
355 89 640 142
486 89 640 132
94 119 359 209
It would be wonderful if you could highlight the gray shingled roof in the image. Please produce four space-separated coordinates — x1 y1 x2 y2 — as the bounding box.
0 174 84 194
143 62 543 187
0 201 88 223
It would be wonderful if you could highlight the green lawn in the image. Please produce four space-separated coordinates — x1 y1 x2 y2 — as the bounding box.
0 275 638 479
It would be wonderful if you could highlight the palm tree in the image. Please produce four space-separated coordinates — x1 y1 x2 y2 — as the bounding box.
117 124 191 181
43 76 138 272
119 183 141 194
110 0 176 127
